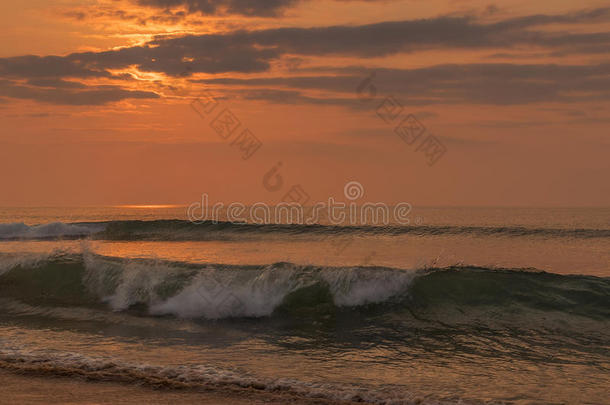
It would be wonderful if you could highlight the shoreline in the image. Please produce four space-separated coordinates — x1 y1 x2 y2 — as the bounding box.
0 369 352 405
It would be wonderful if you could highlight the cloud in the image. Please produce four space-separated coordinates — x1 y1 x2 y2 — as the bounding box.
471 120 550 129
1 8 609 81
2 112 72 118
1 8 609 105
201 63 610 105
135 0 300 16
3 60 609 107
63 7 191 26
230 10 610 57
238 88 359 106
0 81 159 105
27 78 88 89
0 55 111 79
133 0 394 17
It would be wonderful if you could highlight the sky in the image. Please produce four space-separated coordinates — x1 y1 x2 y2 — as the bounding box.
0 0 609 207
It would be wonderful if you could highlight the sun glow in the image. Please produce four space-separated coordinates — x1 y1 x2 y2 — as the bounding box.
116 204 183 209
110 67 167 82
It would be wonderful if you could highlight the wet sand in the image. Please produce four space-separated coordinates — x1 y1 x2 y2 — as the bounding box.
0 369 348 405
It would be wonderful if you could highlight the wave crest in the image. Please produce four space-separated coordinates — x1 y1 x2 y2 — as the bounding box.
0 252 608 322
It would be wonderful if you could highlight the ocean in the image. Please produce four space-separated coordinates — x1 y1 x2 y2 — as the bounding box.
0 206 609 404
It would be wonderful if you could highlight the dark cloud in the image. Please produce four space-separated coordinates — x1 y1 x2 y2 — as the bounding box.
0 55 111 79
0 80 159 105
238 88 358 106
196 75 357 90
1 8 609 83
137 9 610 65
64 7 189 26
230 10 610 57
492 7 610 28
27 78 87 89
473 120 550 129
135 0 300 17
94 11 607 76
3 112 71 118
73 40 278 76
202 63 610 106
135 0 393 18
1 8 609 106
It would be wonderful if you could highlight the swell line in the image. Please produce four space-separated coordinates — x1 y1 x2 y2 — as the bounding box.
1 220 609 241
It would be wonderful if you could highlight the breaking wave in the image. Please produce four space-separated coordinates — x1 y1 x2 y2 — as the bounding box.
0 252 608 323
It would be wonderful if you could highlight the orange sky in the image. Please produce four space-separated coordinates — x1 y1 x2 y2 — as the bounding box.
0 0 609 206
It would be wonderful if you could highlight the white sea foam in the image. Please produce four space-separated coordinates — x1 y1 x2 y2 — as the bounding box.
322 266 416 307
80 253 417 319
0 344 469 405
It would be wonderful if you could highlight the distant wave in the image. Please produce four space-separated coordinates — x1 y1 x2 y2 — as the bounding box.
0 222 105 240
1 252 608 323
1 220 609 241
